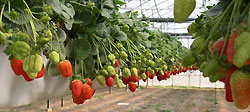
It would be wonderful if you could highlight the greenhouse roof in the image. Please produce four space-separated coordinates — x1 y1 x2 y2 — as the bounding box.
121 0 219 35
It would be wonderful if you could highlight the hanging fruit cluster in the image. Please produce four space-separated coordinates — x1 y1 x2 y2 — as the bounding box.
70 76 95 104
181 0 250 109
0 0 187 105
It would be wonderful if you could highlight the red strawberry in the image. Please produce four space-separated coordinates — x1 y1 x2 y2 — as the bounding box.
122 77 130 85
72 95 85 104
230 70 250 109
81 84 95 99
10 58 26 76
225 31 250 65
113 59 121 68
164 71 170 79
71 80 83 98
129 75 139 82
128 82 137 92
105 76 114 87
85 78 93 87
36 65 45 79
155 71 160 76
157 75 163 81
111 74 116 79
224 66 237 102
209 39 225 55
22 72 33 81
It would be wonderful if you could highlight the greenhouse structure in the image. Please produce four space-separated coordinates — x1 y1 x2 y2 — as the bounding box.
0 0 250 111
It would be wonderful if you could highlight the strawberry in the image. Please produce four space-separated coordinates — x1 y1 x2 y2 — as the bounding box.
122 77 130 85
81 84 95 99
85 78 93 87
111 74 116 79
105 76 114 87
36 65 45 78
164 71 170 79
22 72 33 81
157 75 163 81
71 80 83 98
128 82 137 92
113 59 121 68
230 70 250 109
209 39 225 55
129 75 139 82
226 31 238 64
10 58 26 76
72 95 85 104
224 66 237 102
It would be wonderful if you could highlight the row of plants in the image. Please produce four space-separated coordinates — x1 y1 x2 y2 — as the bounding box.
0 0 189 105
175 0 250 109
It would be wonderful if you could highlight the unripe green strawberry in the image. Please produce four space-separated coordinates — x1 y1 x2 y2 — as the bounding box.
162 65 168 71
140 73 147 80
27 72 37 79
131 67 138 76
148 60 155 67
23 54 43 74
108 54 116 61
116 43 124 49
100 69 109 77
96 75 105 86
11 41 31 60
159 70 164 75
115 74 125 88
106 66 116 75
114 52 119 58
120 51 128 59
123 68 131 77
49 51 60 64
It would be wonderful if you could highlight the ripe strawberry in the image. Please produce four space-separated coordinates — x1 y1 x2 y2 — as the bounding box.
224 66 237 102
226 31 237 64
10 58 26 76
71 80 83 98
209 39 225 55
85 78 93 87
22 72 33 81
129 75 139 82
230 70 250 109
82 84 95 99
128 82 137 92
157 75 163 81
111 74 116 79
72 95 85 104
36 65 45 78
113 59 121 68
122 77 130 85
105 76 114 87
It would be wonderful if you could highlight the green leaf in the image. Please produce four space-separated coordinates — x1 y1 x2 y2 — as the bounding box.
103 0 114 9
114 31 127 41
66 37 91 60
101 8 112 18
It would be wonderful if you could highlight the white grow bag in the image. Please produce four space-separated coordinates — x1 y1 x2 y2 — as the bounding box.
0 47 70 107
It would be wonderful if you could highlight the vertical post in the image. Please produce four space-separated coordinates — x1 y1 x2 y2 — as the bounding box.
137 81 140 89
146 79 148 88
199 71 201 88
188 71 190 87
171 76 174 88
47 99 50 109
61 97 64 107
109 87 111 94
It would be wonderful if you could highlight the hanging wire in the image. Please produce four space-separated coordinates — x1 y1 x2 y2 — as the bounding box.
153 0 162 18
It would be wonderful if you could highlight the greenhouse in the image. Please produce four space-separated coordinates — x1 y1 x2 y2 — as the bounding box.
0 0 250 111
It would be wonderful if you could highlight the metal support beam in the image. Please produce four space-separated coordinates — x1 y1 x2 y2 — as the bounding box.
142 18 196 22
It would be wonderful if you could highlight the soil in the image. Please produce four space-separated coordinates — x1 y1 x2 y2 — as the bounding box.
1 87 250 112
